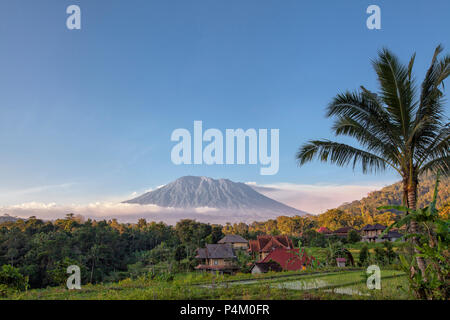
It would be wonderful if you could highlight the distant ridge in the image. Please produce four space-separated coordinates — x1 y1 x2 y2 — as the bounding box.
124 176 308 216
0 214 19 223
337 174 449 215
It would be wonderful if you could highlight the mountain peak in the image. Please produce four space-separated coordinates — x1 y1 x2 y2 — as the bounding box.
124 176 308 216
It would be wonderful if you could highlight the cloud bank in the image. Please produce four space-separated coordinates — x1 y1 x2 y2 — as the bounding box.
0 181 394 224
1 201 294 225
248 181 394 214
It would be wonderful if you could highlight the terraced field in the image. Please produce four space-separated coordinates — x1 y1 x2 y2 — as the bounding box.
3 269 410 300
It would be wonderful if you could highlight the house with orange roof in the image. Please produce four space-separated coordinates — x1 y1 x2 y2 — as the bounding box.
248 235 294 260
250 247 318 274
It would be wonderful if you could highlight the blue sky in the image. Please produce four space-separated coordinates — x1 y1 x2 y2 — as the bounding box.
0 0 449 211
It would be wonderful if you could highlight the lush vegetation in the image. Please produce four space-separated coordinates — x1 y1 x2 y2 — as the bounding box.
0 216 227 289
296 45 449 283
337 174 450 226
0 176 447 298
0 174 447 299
219 175 449 237
2 268 409 300
379 173 449 299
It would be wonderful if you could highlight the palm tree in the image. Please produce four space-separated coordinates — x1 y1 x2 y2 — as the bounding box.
296 46 449 278
378 173 449 299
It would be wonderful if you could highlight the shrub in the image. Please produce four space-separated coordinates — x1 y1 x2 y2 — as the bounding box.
359 245 370 266
47 258 84 287
0 284 9 297
347 230 361 244
236 250 253 273
374 247 386 265
0 265 29 291
383 241 397 264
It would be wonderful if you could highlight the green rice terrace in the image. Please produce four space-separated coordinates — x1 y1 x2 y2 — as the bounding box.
3 268 409 300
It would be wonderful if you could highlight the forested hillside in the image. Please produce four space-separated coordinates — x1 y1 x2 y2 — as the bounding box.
309 174 449 231
338 174 449 216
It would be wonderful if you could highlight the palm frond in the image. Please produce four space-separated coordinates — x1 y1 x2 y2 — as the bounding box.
412 45 449 150
419 156 450 175
416 123 450 165
408 52 416 81
372 48 415 139
332 116 399 165
296 140 388 174
327 89 401 148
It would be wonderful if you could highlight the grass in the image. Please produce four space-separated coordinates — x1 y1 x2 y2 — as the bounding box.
307 242 406 262
3 269 411 300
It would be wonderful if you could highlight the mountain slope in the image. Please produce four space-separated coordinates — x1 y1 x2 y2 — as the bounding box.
337 174 449 215
124 176 308 216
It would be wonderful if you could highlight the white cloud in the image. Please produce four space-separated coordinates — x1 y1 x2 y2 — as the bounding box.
247 181 395 214
0 181 396 224
0 202 226 225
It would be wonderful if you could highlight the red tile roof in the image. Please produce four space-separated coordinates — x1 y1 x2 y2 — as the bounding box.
317 227 332 234
248 235 294 253
260 248 318 271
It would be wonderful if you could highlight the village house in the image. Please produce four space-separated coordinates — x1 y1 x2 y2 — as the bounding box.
361 223 386 241
317 227 332 236
218 234 249 250
336 258 346 268
361 224 403 242
250 247 317 274
332 227 356 238
248 235 294 260
195 244 239 274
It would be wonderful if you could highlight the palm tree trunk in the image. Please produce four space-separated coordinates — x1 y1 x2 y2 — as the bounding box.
407 182 427 281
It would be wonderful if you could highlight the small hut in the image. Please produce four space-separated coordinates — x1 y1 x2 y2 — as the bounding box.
336 258 346 268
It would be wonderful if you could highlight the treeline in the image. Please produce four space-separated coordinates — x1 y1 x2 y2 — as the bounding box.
2 207 447 289
222 212 394 238
0 216 226 288
0 213 364 289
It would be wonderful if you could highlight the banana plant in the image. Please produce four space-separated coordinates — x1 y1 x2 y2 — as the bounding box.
378 172 449 243
377 172 449 299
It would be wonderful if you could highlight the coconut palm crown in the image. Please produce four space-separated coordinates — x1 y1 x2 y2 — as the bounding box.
296 45 449 277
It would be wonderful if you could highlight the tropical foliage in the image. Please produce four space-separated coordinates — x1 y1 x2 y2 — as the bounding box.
378 174 449 299
297 46 450 279
0 216 223 289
